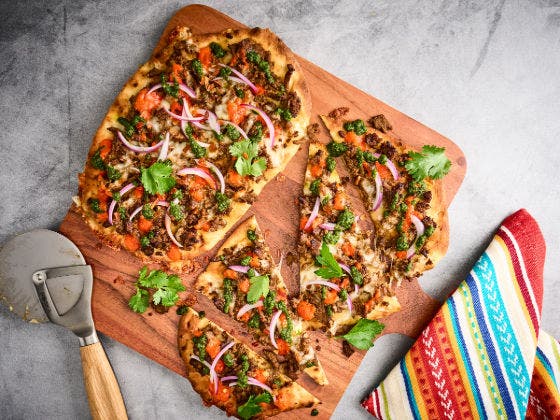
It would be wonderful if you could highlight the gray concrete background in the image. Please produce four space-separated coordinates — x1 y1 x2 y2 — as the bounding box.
1 0 559 418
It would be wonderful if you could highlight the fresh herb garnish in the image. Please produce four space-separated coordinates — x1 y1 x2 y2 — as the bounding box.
215 191 230 213
240 256 251 266
229 139 267 177
248 121 263 143
176 305 189 315
222 352 234 367
191 59 203 78
128 266 185 313
223 278 234 313
247 229 257 242
218 66 231 80
234 87 245 98
246 275 269 303
237 392 273 420
350 266 363 285
118 114 144 138
326 156 336 172
247 312 261 329
169 201 184 221
142 204 154 219
106 165 121 182
223 123 240 140
405 145 451 181
343 119 367 135
141 161 176 195
90 149 105 170
314 242 343 279
161 74 179 98
275 107 292 121
246 50 274 83
210 42 226 58
340 318 385 350
309 179 321 196
237 354 250 388
263 289 276 315
326 141 348 157
87 198 103 213
336 209 355 230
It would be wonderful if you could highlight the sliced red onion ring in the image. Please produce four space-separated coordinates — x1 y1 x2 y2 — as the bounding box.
240 104 275 148
148 83 197 98
108 183 135 225
117 131 164 154
303 280 340 291
303 197 320 231
319 222 336 231
129 205 143 221
219 120 249 140
156 200 169 207
162 104 204 122
183 101 208 131
406 214 425 259
205 161 225 194
177 167 216 189
206 110 221 134
346 295 353 313
237 301 263 319
354 284 359 295
373 153 399 180
339 263 351 275
372 171 383 211
247 377 273 394
165 213 183 248
211 342 235 393
220 376 238 382
213 75 251 88
181 102 210 148
228 265 260 277
218 64 258 94
190 355 217 387
269 310 282 349
179 83 196 98
158 132 170 161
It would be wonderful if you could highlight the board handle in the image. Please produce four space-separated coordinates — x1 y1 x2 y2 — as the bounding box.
80 341 128 420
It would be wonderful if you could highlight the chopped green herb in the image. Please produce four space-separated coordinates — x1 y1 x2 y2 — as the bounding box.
405 145 451 181
112 192 121 202
247 312 261 329
378 154 388 164
140 235 150 248
340 318 385 350
87 198 103 213
275 107 292 121
223 352 234 367
142 204 154 219
106 165 121 181
215 191 230 213
363 151 376 163
247 229 257 242
343 119 367 135
325 305 333 317
237 354 250 388
90 149 105 170
311 408 319 416
230 139 267 177
189 137 207 158
161 74 179 98
193 334 207 361
309 179 321 196
323 229 341 245
128 266 185 313
396 235 409 251
223 123 241 140
176 305 189 315
210 42 226 58
326 156 336 172
234 87 245 98
246 275 269 303
140 161 176 195
326 141 348 157
172 189 184 200
407 180 426 196
314 242 343 279
191 59 203 78
339 289 348 300
240 256 251 266
246 50 274 83
118 206 127 220
223 278 234 313
117 114 144 138
248 121 263 143
350 266 363 285
336 209 355 230
169 201 184 221
263 290 276 315
237 392 273 420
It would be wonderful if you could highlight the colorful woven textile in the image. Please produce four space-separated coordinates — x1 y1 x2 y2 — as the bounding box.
362 209 560 419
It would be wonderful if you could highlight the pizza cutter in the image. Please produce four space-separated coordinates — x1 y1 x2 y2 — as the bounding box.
0 229 128 420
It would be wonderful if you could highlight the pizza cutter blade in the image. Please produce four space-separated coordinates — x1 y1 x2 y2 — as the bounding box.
0 229 128 420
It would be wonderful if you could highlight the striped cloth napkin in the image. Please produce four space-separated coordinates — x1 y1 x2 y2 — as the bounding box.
362 209 560 419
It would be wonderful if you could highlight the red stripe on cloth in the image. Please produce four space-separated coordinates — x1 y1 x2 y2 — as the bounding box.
500 209 545 313
361 389 379 418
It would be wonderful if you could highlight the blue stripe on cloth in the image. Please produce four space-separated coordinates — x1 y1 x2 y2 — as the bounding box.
536 346 557 387
399 360 421 420
447 296 488 418
475 253 531 416
467 268 518 419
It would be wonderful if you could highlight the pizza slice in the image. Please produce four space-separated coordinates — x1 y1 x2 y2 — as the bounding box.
196 216 328 385
320 109 450 284
178 308 319 419
76 26 310 269
294 142 400 336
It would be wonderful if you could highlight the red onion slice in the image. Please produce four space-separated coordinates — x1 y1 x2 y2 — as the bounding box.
162 104 204 121
406 214 425 258
117 131 164 154
354 284 359 295
158 132 170 161
269 310 282 349
190 355 217 387
247 377 273 394
220 376 238 382
218 64 258 94
237 301 263 319
319 222 336 231
205 161 225 194
165 213 183 248
181 102 210 148
303 197 320 231
177 167 216 189
211 342 235 393
303 280 340 291
346 295 353 313
373 153 399 180
129 205 143 221
339 263 352 275
372 171 383 211
240 104 275 148
183 101 208 131
155 200 169 207
206 110 221 133
219 120 249 140
147 83 162 94
179 83 196 98
108 183 135 225
228 265 260 277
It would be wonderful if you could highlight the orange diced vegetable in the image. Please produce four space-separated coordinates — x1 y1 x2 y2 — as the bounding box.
123 235 140 252
297 301 316 321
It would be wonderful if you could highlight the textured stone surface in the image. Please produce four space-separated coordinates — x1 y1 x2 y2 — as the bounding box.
1 1 559 418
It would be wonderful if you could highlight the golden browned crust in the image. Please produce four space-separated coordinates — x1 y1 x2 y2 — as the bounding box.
77 26 311 270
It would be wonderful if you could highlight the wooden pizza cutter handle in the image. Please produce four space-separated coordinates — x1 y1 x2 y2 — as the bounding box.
80 341 128 420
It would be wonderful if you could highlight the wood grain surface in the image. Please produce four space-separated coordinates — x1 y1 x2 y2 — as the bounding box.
59 4 466 418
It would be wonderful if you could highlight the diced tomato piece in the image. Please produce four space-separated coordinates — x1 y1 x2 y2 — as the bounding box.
227 99 246 125
138 215 153 233
98 139 112 159
249 255 260 269
240 311 251 322
170 101 182 115
214 359 225 374
198 46 212 68
252 369 267 384
333 192 345 210
134 88 162 120
297 301 316 321
206 337 221 359
167 245 182 261
209 380 232 402
227 169 244 187
324 289 338 305
396 250 407 259
123 235 140 252
171 63 184 84
310 160 325 178
223 269 238 280
97 212 108 223
375 161 392 181
133 186 144 199
238 279 250 294
341 241 355 257
276 338 290 356
344 131 365 149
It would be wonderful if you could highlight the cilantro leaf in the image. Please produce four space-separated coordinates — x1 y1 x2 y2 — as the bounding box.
141 161 176 195
340 319 385 350
230 139 267 177
129 266 185 313
314 242 343 279
129 288 149 313
237 393 273 420
405 145 451 181
246 275 269 303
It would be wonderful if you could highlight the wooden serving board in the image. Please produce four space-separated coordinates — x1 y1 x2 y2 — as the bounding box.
59 5 466 419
